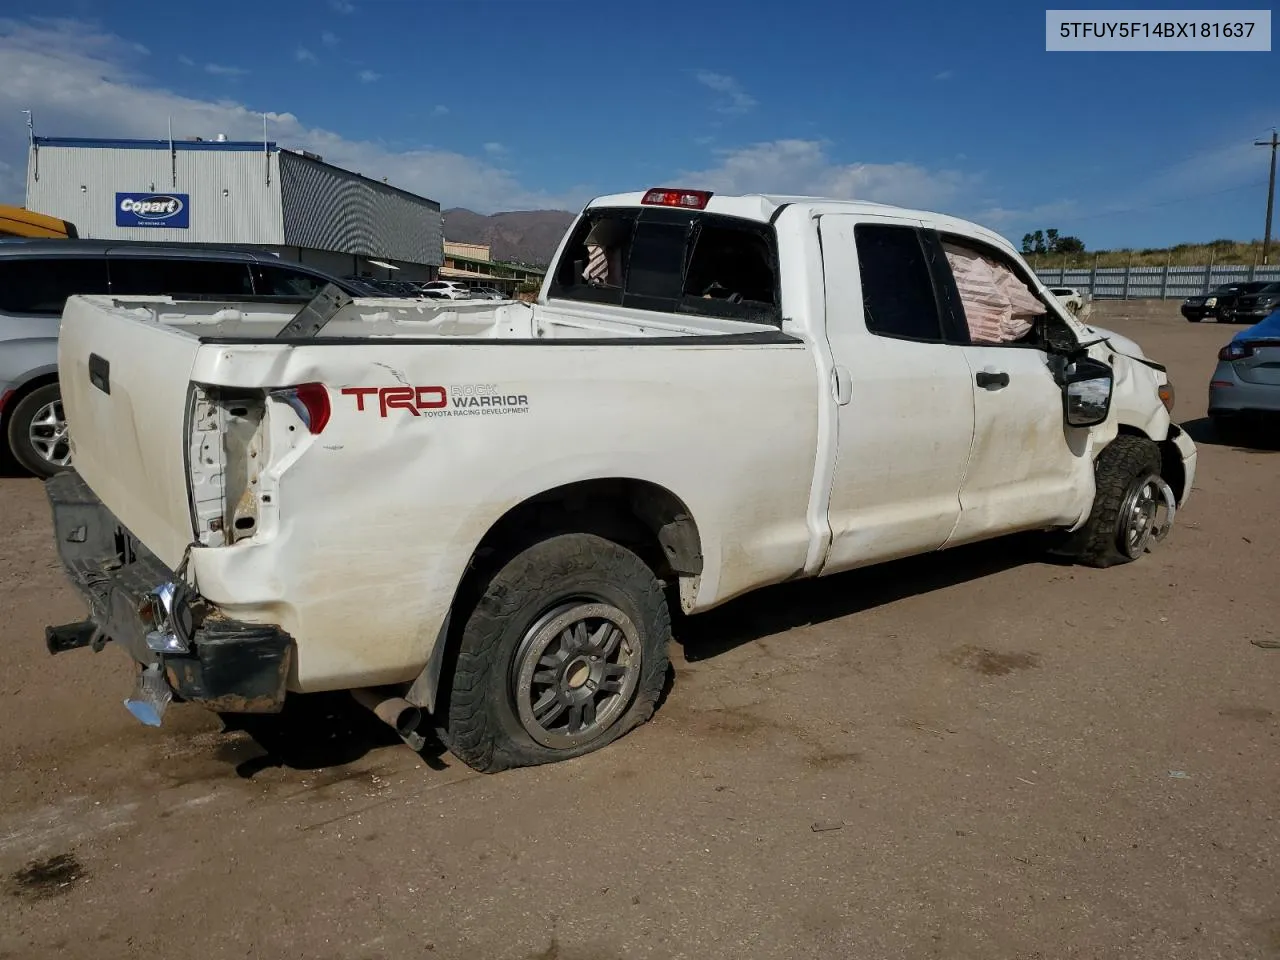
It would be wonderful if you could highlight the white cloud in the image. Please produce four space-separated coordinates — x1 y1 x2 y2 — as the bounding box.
483 142 506 156
431 104 449 117
321 30 338 46
0 18 590 213
679 139 975 209
329 0 356 12
177 54 194 66
694 71 756 116
295 46 316 63
974 199 1079 230
205 62 249 77
934 69 954 81
357 69 380 83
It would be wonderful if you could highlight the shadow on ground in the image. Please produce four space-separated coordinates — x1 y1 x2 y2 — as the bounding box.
218 691 451 777
675 533 1047 662
1181 416 1280 452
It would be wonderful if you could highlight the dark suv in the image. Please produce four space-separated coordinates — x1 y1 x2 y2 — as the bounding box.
1182 281 1275 323
0 240 370 478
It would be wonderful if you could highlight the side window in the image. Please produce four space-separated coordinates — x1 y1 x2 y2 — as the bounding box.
938 237 1048 346
0 259 111 315
853 224 943 341
680 217 781 325
108 258 254 297
251 264 325 298
547 211 636 306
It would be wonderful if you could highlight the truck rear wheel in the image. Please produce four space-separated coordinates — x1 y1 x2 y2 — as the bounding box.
441 533 670 773
1068 435 1173 568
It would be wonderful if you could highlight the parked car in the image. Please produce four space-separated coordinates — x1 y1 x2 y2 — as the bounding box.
1182 281 1273 323
0 239 371 478
1048 287 1088 316
1220 282 1280 326
42 187 1196 774
419 280 473 300
1208 307 1280 441
467 286 508 301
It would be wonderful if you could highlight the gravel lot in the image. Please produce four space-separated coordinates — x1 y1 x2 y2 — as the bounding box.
1 303 1277 960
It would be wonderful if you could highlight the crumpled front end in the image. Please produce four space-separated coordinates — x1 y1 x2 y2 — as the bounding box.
44 470 294 726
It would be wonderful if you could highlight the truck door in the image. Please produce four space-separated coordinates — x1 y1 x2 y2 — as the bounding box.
925 231 1095 545
815 214 976 573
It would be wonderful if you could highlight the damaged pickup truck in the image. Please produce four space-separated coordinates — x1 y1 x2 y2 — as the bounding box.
43 188 1197 773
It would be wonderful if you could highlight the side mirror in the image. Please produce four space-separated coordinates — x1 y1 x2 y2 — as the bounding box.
1062 356 1113 427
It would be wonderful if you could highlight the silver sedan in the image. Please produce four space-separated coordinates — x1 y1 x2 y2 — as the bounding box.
1209 309 1280 441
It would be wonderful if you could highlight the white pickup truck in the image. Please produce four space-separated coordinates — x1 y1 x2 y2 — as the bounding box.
44 188 1196 773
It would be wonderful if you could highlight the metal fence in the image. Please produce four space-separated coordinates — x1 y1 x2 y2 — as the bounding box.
1033 263 1280 300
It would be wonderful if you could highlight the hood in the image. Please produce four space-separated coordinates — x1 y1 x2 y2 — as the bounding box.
1080 324 1148 361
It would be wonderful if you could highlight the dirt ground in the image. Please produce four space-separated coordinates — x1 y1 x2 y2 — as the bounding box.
2 304 1278 960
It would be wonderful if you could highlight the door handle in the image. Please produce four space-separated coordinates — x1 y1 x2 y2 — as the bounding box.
833 365 852 405
975 370 1009 390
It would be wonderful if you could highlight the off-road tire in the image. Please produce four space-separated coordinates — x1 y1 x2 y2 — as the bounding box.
1067 435 1163 569
6 383 70 479
441 533 670 773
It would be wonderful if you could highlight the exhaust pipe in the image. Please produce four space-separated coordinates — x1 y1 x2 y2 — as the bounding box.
351 688 427 751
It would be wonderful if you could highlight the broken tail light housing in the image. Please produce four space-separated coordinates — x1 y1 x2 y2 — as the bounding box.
641 188 712 210
271 383 330 434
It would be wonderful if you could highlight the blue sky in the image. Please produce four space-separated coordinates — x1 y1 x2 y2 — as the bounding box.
1 0 1276 250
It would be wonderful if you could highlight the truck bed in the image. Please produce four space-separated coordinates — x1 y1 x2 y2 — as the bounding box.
97 294 788 343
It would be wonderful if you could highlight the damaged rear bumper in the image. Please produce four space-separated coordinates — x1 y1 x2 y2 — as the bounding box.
44 470 293 716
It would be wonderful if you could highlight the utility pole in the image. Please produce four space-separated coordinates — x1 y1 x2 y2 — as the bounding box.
1258 130 1278 265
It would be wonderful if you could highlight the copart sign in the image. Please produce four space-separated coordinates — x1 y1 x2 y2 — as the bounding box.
116 193 190 228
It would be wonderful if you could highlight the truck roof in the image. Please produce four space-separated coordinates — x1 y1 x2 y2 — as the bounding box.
586 190 1019 258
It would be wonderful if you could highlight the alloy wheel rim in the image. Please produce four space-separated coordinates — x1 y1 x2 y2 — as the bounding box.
1118 472 1176 558
511 600 641 750
28 400 72 467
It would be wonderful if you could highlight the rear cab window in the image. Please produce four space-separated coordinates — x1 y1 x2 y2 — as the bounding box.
851 224 946 342
547 206 782 326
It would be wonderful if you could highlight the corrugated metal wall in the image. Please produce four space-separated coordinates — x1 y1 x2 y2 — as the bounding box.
26 144 285 244
1036 264 1280 299
279 152 443 267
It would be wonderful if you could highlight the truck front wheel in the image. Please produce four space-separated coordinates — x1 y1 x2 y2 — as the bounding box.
441 533 670 773
1069 435 1174 568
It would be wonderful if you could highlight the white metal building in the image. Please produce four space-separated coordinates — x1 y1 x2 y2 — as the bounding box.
25 136 443 281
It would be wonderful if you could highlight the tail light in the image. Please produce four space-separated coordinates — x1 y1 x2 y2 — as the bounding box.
1218 342 1253 362
641 188 712 210
271 383 330 434
1157 382 1175 413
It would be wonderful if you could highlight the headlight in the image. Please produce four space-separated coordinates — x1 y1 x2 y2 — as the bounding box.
1205 297 1217 307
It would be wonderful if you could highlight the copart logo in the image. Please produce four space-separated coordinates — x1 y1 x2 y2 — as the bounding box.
116 192 190 228
342 383 530 419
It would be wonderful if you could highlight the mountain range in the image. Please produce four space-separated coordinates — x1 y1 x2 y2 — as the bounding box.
441 208 576 267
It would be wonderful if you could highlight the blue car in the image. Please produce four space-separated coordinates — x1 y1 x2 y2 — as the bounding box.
1209 307 1280 440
